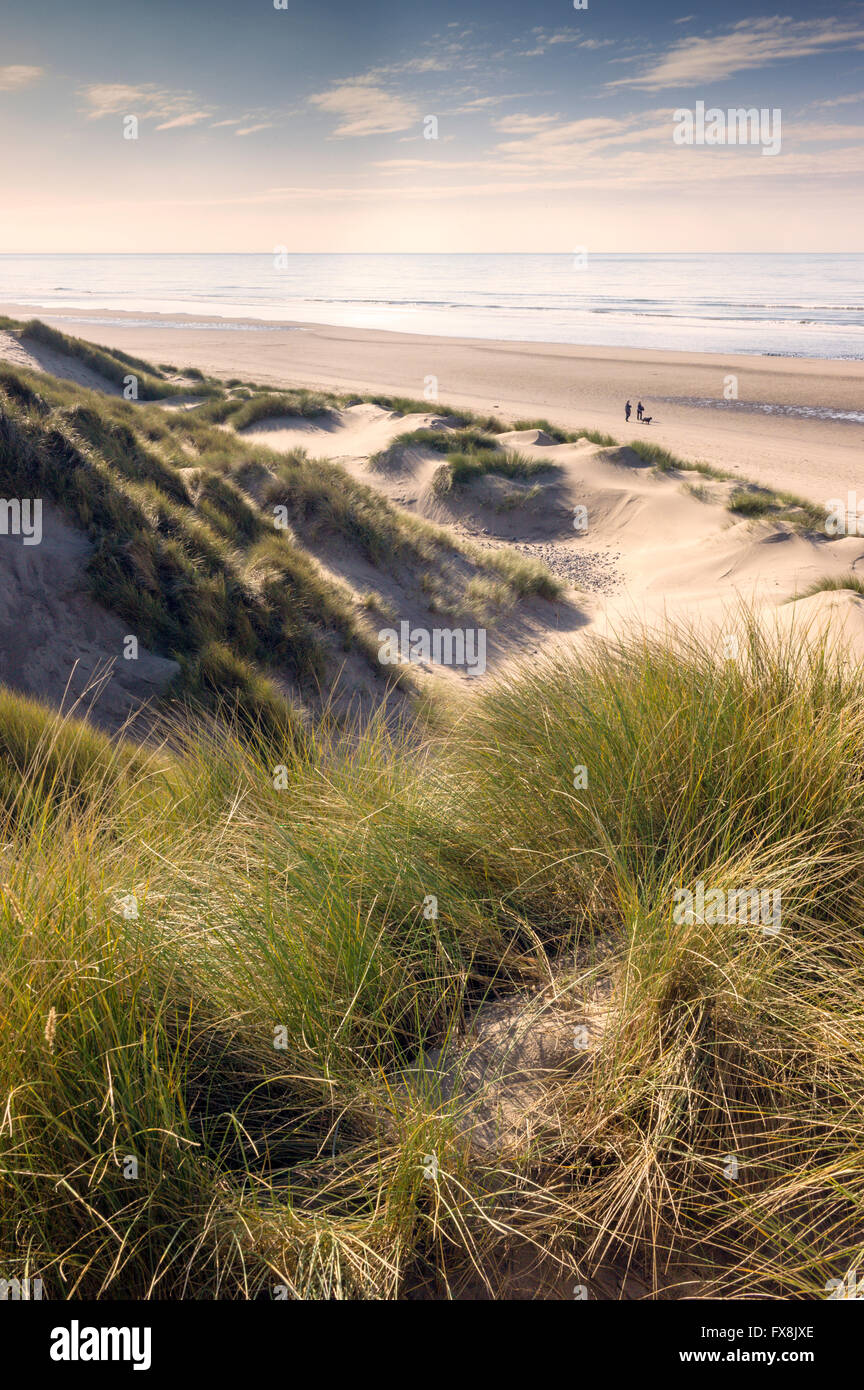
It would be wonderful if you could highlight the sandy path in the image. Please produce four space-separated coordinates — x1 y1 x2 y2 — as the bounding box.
1 303 861 508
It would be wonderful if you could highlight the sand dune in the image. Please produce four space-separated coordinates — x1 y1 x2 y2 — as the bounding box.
4 320 863 711
0 328 120 394
241 402 864 669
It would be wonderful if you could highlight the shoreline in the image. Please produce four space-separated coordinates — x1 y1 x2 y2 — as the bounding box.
5 297 864 363
2 300 863 505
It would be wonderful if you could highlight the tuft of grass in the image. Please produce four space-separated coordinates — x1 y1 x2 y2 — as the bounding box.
369 426 499 470
468 543 561 599
792 573 864 601
511 417 572 441
0 685 150 827
728 485 777 518
357 393 505 432
2 623 864 1299
228 390 336 430
495 483 542 511
432 448 557 496
511 418 617 447
626 438 694 473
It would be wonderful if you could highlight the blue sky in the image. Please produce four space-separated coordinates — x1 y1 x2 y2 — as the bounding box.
2 1 864 250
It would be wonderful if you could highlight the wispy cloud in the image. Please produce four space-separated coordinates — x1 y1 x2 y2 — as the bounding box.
155 111 211 130
309 81 418 137
0 65 44 91
369 99 864 193
611 16 864 91
806 90 864 110
520 29 615 56
80 83 210 124
492 113 561 135
447 94 527 114
493 113 661 165
80 83 283 136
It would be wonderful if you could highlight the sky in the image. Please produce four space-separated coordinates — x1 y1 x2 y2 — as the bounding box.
1 0 864 252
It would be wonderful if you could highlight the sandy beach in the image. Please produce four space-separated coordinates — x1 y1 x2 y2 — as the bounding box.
2 301 862 508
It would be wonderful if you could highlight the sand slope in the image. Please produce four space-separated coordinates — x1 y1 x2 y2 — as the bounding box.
0 329 121 394
0 502 179 733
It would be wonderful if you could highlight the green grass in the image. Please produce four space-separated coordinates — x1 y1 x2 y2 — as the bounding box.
1 322 863 1300
728 484 824 528
0 353 563 726
196 388 338 428
0 684 150 827
513 418 618 447
792 573 864 600
19 320 206 401
256 447 561 608
619 437 824 531
0 371 375 721
1 622 863 1298
355 393 505 432
431 448 558 496
728 485 777 517
368 426 499 469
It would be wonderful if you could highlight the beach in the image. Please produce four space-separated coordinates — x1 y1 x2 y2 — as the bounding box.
2 301 861 507
4 299 864 1311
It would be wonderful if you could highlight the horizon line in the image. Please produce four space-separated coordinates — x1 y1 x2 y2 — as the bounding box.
0 249 861 257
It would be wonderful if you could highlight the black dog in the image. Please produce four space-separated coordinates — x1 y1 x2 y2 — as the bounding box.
642 415 653 425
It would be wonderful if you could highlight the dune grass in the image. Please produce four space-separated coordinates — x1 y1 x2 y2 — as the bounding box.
0 356 564 728
5 334 863 1303
368 426 499 470
728 485 778 518
196 388 339 428
512 417 618 447
727 484 824 529
256 447 561 609
1 623 863 1298
354 393 505 433
431 448 557 497
792 573 864 600
19 320 213 401
0 370 375 722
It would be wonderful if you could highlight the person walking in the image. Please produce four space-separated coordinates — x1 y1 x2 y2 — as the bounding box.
637 400 644 421
625 400 632 422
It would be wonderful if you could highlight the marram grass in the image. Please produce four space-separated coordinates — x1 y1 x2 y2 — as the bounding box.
2 623 864 1299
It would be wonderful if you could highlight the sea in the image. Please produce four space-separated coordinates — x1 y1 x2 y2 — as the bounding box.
0 252 861 359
